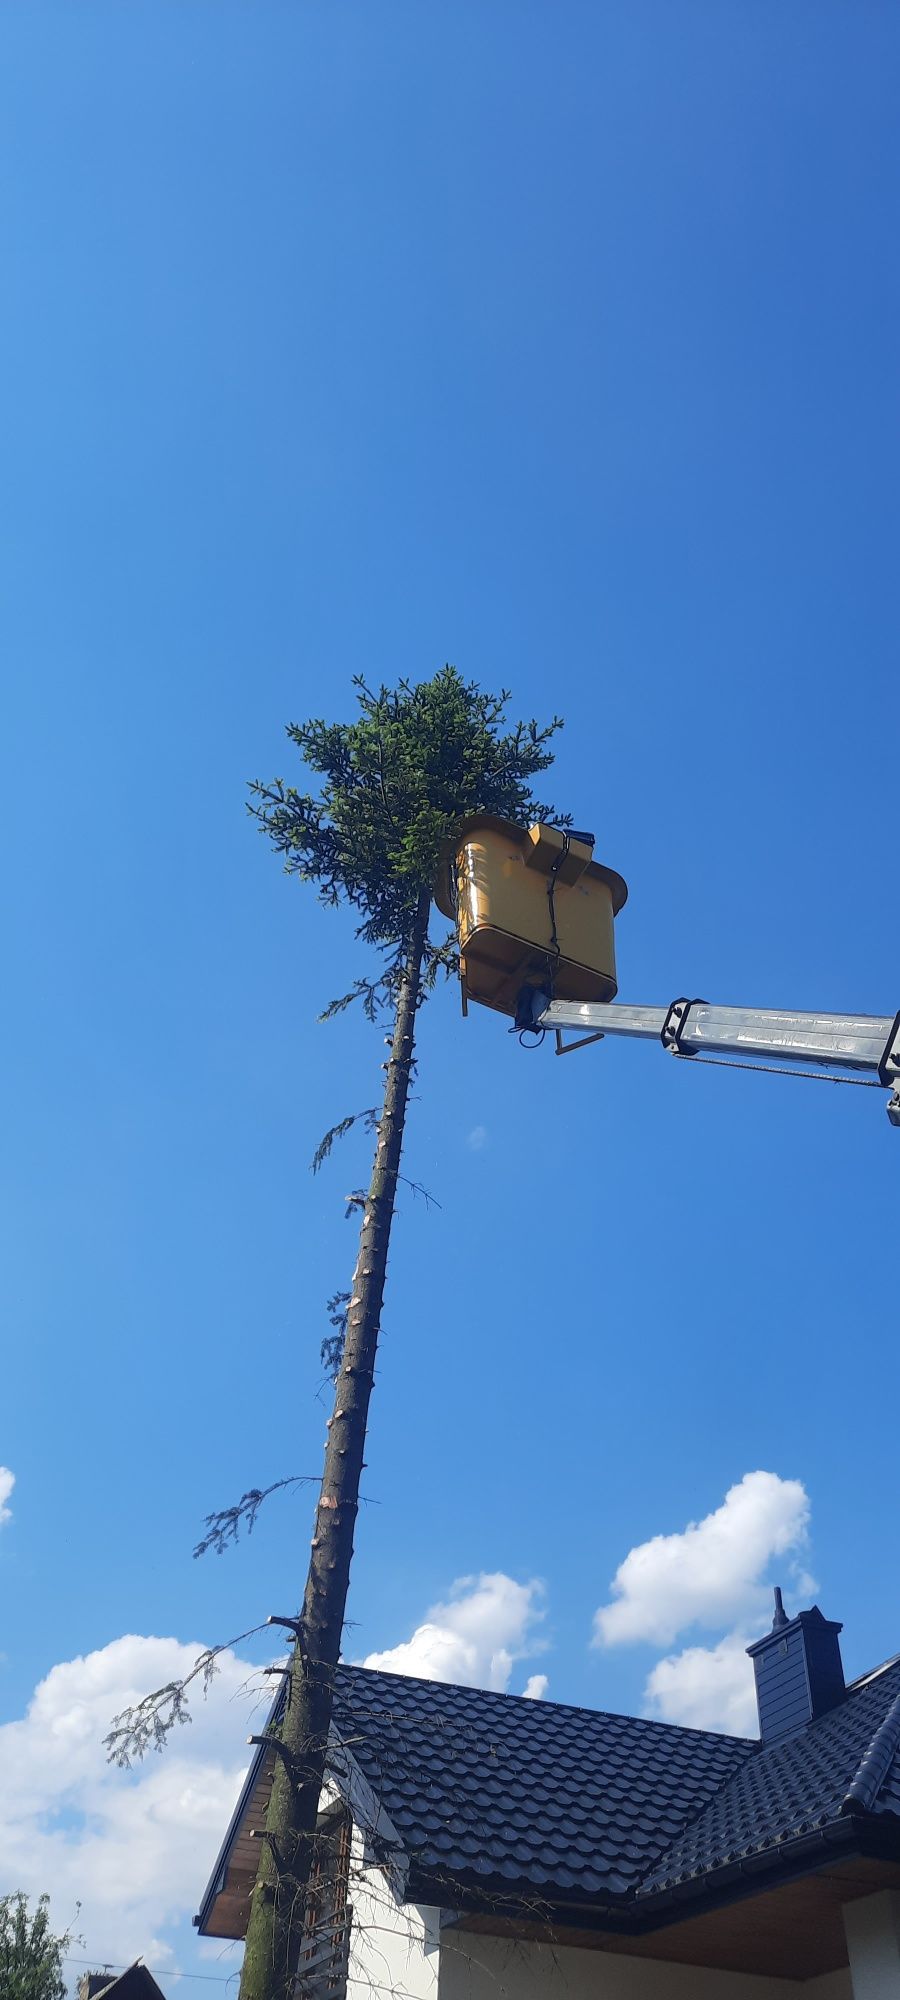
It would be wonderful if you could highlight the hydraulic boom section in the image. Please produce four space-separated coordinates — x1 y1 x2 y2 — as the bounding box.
520 992 900 1127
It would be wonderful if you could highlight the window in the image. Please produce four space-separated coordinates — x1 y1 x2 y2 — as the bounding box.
295 1805 352 2000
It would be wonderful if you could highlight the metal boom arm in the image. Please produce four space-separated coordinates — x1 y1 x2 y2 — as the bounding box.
529 994 900 1126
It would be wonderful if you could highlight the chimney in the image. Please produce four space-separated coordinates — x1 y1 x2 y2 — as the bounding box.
747 1589 845 1744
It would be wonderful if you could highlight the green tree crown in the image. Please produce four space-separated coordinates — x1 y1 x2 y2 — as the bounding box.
248 667 566 1008
0 1893 73 2000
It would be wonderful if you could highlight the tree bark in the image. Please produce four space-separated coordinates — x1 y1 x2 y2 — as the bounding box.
238 888 432 2000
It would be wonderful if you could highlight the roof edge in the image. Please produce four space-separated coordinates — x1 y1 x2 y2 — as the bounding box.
194 1672 412 1939
194 1717 277 1934
634 1812 900 1921
840 1685 900 1817
410 1814 900 1940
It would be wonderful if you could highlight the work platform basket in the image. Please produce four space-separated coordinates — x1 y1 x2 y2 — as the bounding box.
434 814 627 1020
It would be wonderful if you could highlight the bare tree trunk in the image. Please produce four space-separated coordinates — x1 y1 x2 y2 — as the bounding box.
239 888 432 2000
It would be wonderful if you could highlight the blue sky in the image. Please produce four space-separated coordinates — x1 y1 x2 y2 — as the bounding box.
1 1 898 1988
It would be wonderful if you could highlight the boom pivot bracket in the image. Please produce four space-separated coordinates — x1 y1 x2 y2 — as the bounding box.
879 1011 900 1127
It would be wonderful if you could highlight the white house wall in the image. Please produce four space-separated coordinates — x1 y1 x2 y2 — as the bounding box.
346 1835 441 2000
437 1930 854 2000
343 1843 854 2000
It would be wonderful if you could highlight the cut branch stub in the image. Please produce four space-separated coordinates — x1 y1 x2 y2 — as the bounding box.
248 1737 298 1779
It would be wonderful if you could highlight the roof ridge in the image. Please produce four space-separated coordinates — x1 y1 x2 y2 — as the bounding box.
633 1728 764 1897
840 1682 900 1817
338 1662 756 1747
846 1651 900 1692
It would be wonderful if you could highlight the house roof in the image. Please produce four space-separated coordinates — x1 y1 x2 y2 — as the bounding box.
329 1665 752 1904
80 1967 167 2000
197 1654 900 1941
642 1654 900 1897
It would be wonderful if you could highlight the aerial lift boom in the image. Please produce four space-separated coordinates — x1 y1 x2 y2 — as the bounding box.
434 815 900 1127
520 991 900 1125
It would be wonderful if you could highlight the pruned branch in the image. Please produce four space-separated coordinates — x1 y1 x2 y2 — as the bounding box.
311 1107 378 1176
422 933 460 993
248 1734 297 1776
103 1623 270 1767
193 1476 319 1559
321 1291 351 1378
341 1174 438 1222
396 1172 441 1210
319 972 399 1024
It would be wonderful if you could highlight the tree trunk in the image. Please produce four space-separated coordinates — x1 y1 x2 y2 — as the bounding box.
239 888 432 2000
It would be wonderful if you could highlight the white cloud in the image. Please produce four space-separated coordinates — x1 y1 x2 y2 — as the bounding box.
645 1631 759 1736
523 1674 549 1700
0 1466 14 1526
592 1472 811 1649
466 1125 488 1151
0 1634 261 1971
362 1572 546 1694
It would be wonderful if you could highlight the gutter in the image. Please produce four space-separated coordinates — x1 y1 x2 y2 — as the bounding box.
633 1811 900 1930
407 1811 900 1942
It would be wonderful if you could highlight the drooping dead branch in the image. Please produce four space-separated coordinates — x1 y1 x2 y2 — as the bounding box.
311 1108 378 1176
193 1478 320 1559
321 1293 351 1379
103 1623 271 1767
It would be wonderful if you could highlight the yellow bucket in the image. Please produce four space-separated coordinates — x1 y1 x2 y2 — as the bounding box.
434 815 627 1019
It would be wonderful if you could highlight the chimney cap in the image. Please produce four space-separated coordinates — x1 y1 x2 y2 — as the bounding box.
747 1602 843 1658
746 1597 846 1740
771 1586 789 1630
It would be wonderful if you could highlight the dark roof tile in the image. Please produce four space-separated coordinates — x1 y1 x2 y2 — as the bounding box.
329 1665 753 1904
639 1656 900 1895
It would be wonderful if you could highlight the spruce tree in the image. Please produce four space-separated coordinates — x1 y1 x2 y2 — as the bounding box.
233 670 564 2000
